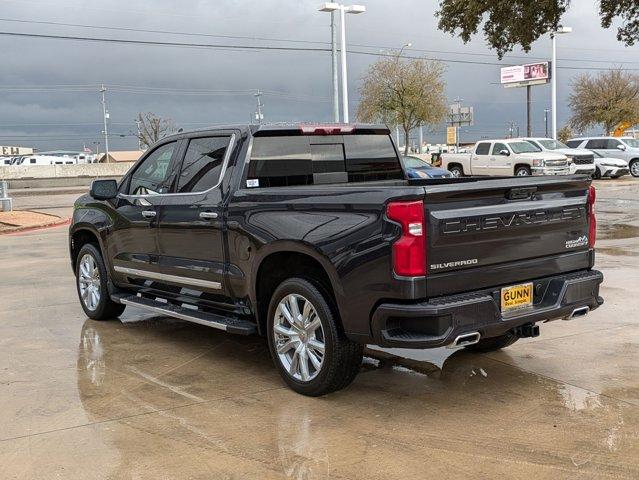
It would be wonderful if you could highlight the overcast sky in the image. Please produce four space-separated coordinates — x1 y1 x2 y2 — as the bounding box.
0 0 636 151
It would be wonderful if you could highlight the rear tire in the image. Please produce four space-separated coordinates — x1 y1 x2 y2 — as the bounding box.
267 277 363 396
75 244 126 320
464 332 519 353
514 166 531 176
449 165 464 177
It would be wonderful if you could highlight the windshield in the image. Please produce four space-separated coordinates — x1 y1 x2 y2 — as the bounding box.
622 138 639 148
538 139 569 150
401 156 428 169
509 141 541 154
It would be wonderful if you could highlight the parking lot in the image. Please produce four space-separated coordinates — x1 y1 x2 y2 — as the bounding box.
1 179 639 479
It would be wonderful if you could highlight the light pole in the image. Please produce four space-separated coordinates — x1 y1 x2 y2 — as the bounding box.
100 84 109 162
544 108 550 138
318 3 366 123
551 25 572 139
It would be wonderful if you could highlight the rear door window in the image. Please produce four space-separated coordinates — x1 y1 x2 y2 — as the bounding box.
585 139 606 149
605 139 622 149
475 143 490 155
565 140 582 148
247 134 402 187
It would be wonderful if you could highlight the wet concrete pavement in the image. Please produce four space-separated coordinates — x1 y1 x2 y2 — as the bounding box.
1 180 639 479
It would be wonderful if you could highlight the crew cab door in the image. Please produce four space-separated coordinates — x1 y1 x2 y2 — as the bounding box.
155 132 237 310
107 140 181 286
490 142 513 176
471 142 492 175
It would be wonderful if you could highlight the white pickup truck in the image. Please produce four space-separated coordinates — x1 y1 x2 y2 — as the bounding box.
441 139 570 177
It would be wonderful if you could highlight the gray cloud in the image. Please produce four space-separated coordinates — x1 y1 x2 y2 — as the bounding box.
0 0 636 151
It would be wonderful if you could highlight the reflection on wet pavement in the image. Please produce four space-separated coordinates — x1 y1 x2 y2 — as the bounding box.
1 180 639 479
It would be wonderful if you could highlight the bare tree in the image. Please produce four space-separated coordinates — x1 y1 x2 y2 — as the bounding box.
357 55 447 154
136 112 175 149
568 69 639 135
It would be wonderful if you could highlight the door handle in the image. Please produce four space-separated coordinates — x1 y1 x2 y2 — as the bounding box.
199 211 218 220
141 210 156 219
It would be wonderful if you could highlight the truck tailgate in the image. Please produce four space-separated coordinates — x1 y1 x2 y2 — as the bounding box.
423 176 594 297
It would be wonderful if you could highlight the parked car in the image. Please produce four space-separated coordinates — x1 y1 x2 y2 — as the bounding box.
401 155 453 179
69 124 603 396
566 137 639 177
522 137 595 176
590 151 629 179
441 139 570 177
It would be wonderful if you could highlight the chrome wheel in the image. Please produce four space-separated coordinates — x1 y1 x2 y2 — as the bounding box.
515 168 530 176
450 167 462 177
631 161 639 177
78 253 101 311
273 294 325 382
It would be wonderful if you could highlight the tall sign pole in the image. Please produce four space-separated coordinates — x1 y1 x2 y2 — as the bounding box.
331 11 339 123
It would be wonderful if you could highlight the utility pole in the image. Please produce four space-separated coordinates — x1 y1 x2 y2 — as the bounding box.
526 85 532 137
254 90 264 124
135 119 142 150
544 109 550 138
100 85 109 162
339 6 349 123
418 124 423 154
331 11 339 123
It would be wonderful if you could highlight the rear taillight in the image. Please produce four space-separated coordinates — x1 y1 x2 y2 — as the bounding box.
587 185 596 248
386 201 426 276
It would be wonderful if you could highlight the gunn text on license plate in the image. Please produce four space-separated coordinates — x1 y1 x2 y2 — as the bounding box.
501 282 533 312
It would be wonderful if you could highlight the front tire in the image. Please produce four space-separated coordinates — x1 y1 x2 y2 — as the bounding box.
514 166 531 176
267 278 363 396
630 160 639 178
593 168 601 180
464 332 519 353
75 244 126 320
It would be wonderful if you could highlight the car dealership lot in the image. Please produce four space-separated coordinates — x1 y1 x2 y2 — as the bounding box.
1 179 639 479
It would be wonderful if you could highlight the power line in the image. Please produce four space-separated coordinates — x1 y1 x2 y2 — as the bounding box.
0 17 637 65
1 30 638 71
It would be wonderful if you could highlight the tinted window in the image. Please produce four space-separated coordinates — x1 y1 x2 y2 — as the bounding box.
177 136 230 193
492 143 507 155
247 134 402 187
129 142 178 195
585 139 607 149
475 143 490 155
565 140 582 148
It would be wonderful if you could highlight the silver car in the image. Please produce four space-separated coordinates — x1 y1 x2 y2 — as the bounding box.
567 137 639 177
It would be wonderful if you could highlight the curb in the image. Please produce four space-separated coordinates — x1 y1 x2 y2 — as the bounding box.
1 216 70 236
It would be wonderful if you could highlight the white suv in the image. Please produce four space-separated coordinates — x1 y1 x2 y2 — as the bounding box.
567 137 639 177
523 138 595 176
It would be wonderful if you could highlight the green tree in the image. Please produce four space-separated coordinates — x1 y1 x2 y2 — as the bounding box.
357 55 447 154
557 125 573 144
436 1 639 59
568 69 639 135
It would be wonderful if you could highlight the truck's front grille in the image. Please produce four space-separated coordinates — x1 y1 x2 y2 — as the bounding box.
573 155 594 165
546 159 568 167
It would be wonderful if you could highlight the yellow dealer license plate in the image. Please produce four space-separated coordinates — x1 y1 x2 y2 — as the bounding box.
501 282 533 312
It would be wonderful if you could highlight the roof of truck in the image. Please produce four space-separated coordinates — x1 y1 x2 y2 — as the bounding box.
161 123 390 141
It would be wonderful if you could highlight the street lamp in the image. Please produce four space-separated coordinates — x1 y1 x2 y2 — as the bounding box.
551 25 572 139
318 3 366 123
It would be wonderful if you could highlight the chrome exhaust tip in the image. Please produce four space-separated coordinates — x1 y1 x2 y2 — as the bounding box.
447 331 481 349
562 306 590 321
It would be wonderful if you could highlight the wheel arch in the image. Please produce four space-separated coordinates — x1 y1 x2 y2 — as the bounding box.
513 163 532 175
251 243 342 336
69 225 105 273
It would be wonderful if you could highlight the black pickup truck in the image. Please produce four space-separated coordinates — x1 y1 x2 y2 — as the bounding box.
69 124 603 396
